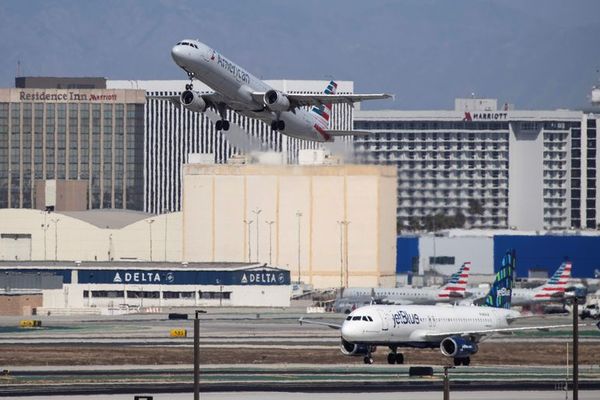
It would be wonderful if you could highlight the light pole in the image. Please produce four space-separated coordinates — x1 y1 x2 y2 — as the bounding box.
265 220 275 265
145 219 155 261
341 221 350 288
41 211 49 260
252 208 262 262
337 220 348 289
50 217 60 261
243 220 253 262
193 309 207 400
296 211 302 283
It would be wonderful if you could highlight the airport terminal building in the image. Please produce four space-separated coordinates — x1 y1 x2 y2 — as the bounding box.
0 262 291 315
354 99 600 231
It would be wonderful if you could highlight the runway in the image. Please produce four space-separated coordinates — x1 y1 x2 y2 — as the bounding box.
1 364 600 397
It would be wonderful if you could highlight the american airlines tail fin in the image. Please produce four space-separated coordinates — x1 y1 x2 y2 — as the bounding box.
310 80 337 126
484 249 515 309
438 262 471 299
533 261 572 300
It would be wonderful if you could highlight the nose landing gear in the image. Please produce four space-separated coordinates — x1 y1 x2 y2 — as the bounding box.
185 72 195 90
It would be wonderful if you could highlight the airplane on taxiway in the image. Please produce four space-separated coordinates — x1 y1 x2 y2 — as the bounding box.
338 262 472 312
153 39 392 142
300 250 597 366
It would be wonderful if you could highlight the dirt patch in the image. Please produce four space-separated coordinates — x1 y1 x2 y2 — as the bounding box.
0 343 599 366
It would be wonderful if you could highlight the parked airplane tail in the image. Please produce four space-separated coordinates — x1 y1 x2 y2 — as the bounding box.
533 261 572 300
484 249 515 309
438 262 471 299
310 80 337 126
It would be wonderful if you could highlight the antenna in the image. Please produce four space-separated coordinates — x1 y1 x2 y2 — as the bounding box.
16 60 21 77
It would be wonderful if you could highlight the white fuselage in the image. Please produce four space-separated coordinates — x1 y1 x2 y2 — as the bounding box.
171 40 330 142
341 304 518 346
342 287 459 305
466 287 560 306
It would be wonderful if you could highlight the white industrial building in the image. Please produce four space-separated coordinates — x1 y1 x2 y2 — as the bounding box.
354 99 600 231
107 80 355 214
0 262 291 314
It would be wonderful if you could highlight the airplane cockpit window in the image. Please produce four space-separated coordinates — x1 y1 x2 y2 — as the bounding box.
346 316 352 321
362 316 369 321
352 316 361 321
367 316 373 321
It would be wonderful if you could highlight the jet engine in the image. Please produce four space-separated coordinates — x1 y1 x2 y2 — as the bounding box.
180 90 207 113
440 336 478 358
340 338 374 356
263 90 291 112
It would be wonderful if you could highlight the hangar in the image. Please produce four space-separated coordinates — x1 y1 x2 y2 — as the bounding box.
0 261 291 315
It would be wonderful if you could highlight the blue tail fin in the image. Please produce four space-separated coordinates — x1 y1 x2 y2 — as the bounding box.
484 249 515 309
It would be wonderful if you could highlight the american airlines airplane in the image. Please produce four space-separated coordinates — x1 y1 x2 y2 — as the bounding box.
300 251 588 366
156 39 392 142
465 261 572 307
337 262 471 312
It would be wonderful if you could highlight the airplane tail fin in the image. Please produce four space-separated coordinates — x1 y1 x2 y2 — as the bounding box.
483 249 515 309
438 262 471 299
533 261 572 300
310 80 337 127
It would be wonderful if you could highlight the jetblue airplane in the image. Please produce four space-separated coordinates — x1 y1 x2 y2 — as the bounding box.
465 261 572 307
300 251 588 366
156 39 392 142
338 262 471 311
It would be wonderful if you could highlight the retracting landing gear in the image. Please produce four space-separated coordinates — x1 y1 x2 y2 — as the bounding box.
270 120 285 131
453 357 470 366
387 346 404 365
185 72 195 90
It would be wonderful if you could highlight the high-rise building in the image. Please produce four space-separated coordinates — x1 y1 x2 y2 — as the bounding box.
107 80 355 214
354 99 591 231
0 81 146 210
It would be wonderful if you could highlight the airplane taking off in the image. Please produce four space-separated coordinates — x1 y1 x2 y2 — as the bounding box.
465 261 572 306
157 39 392 142
300 251 590 366
338 262 471 311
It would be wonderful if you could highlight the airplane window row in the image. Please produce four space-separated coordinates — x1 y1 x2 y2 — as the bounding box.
346 315 374 322
177 42 199 49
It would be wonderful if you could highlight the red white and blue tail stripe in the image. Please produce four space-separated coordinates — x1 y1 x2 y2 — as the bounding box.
311 80 337 125
533 261 572 299
438 262 471 299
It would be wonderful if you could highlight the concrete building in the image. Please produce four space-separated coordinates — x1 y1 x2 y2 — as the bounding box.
107 80 355 214
0 262 291 314
182 163 397 288
0 83 146 210
354 100 595 231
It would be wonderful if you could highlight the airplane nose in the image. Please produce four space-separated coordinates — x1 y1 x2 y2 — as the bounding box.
171 45 187 66
341 322 359 341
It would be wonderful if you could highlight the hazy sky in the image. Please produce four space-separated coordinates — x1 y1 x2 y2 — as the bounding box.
1 0 599 110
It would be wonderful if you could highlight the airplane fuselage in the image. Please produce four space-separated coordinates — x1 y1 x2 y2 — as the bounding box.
171 40 332 142
342 304 517 346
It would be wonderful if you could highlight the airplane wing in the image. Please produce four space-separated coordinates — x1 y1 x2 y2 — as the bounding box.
323 130 372 137
421 323 591 342
146 92 226 108
298 317 342 330
251 92 393 108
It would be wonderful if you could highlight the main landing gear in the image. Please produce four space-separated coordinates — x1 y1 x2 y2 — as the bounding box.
215 103 230 131
271 120 285 131
453 357 470 366
363 355 374 364
387 346 404 364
